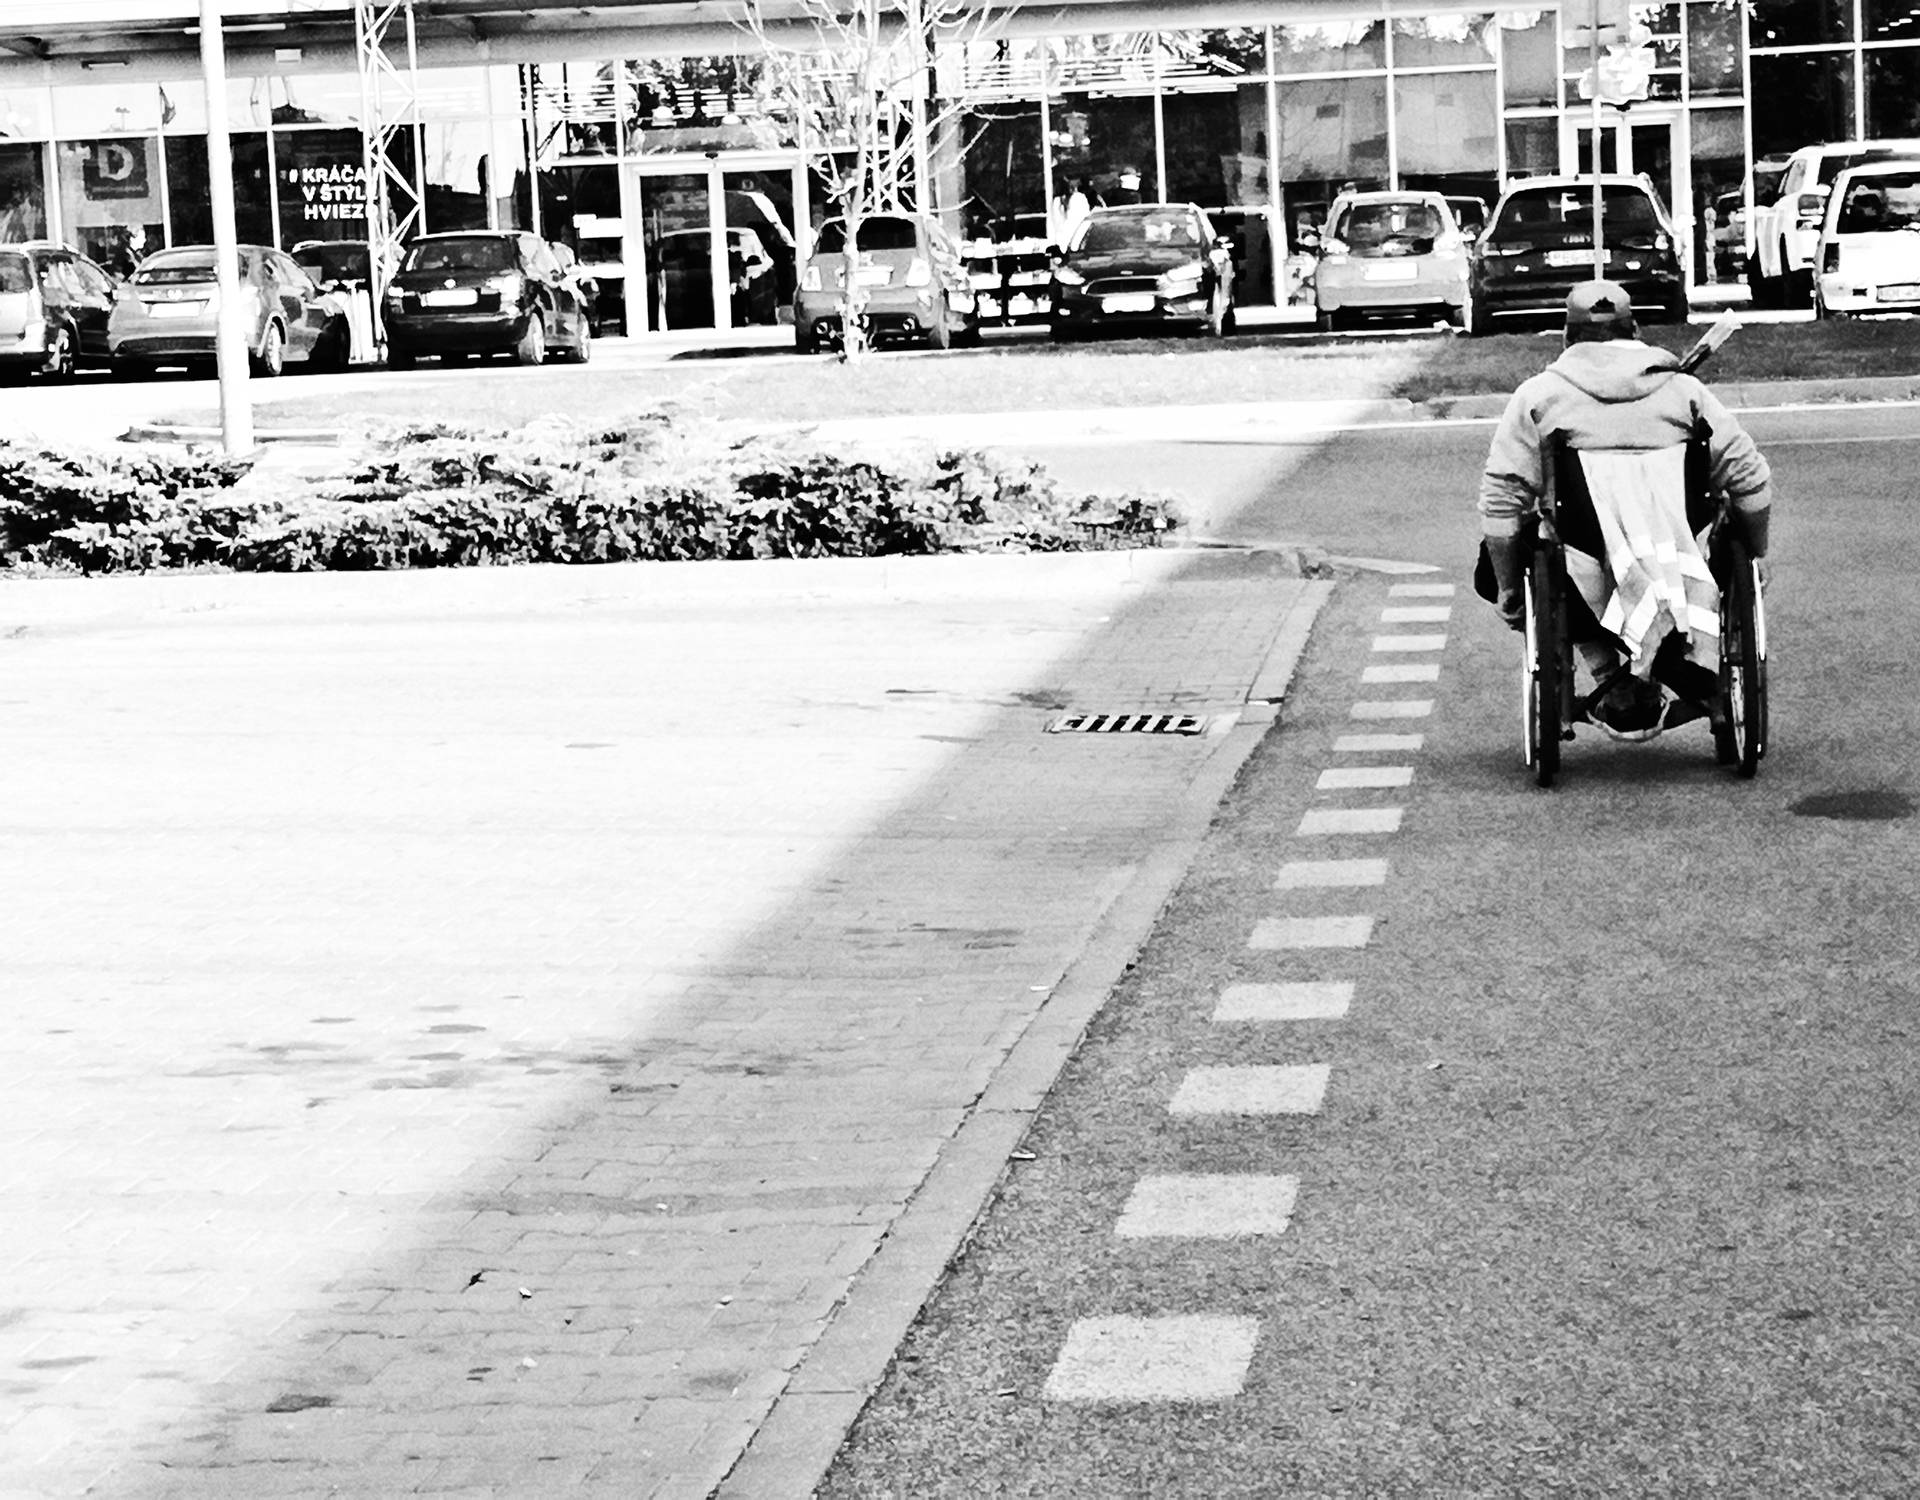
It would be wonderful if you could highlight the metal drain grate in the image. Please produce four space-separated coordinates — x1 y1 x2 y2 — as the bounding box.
1046 712 1210 736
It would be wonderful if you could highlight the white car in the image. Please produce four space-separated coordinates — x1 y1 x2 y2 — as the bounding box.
1748 140 1920 308
1813 161 1920 318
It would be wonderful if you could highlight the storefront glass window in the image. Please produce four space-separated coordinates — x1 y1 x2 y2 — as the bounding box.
1163 85 1276 303
1749 51 1855 155
1866 0 1920 39
530 62 623 160
1272 19 1387 74
0 84 51 140
539 162 624 329
959 102 1045 239
1499 12 1559 106
1392 14 1497 68
1689 106 1746 282
1394 71 1498 200
413 68 492 120
270 74 364 129
276 127 378 250
625 56 791 155
165 133 272 247
1866 46 1920 136
1748 0 1853 48
56 137 163 276
487 116 532 231
53 84 162 139
1687 2 1745 98
1047 33 1161 90
1156 29 1270 78
0 142 48 242
421 120 492 232
1275 75 1389 185
150 77 269 135
1048 92 1155 221
1503 116 1558 176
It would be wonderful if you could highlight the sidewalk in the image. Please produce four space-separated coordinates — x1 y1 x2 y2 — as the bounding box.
0 547 1331 1498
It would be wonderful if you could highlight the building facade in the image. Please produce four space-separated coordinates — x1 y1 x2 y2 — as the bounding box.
1 0 1917 333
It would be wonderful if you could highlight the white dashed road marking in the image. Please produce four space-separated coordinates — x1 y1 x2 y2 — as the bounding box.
1275 858 1388 889
1362 663 1441 684
1350 700 1433 719
1044 1316 1261 1402
1214 981 1353 1022
1249 914 1374 949
1296 807 1403 836
1316 765 1413 790
1115 1174 1301 1239
1170 1064 1331 1116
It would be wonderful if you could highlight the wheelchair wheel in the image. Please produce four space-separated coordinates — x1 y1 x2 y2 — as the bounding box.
1521 550 1564 787
1714 537 1768 777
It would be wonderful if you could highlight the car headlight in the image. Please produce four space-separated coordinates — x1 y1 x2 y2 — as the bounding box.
800 264 823 292
1053 266 1085 287
1160 262 1205 287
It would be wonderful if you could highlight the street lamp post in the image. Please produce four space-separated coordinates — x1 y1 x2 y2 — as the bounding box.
198 0 253 455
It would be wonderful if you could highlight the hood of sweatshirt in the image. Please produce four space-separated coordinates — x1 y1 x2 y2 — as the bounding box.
1547 339 1683 403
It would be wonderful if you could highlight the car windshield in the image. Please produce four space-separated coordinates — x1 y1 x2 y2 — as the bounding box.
813 217 919 254
1836 173 1920 232
133 250 245 284
1448 199 1488 235
1493 186 1662 242
0 253 30 294
402 237 516 273
1333 201 1444 253
1070 209 1203 253
1818 149 1920 186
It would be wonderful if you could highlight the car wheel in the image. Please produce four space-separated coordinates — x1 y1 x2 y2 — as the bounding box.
513 315 546 367
1049 319 1078 344
573 323 593 363
1787 267 1814 308
1467 292 1495 338
111 358 153 383
1315 306 1340 334
927 297 953 350
43 324 76 381
795 325 818 354
307 319 349 374
385 345 415 371
249 321 287 379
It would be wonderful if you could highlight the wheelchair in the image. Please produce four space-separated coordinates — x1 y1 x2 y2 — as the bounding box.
1517 424 1768 788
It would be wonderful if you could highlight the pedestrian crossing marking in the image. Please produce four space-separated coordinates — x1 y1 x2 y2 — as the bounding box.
1296 807 1403 836
1275 858 1388 889
1381 606 1451 623
1317 766 1413 790
1332 733 1423 752
1170 1064 1330 1116
1350 700 1433 719
1044 1315 1260 1402
1214 981 1353 1021
1250 914 1374 950
1370 634 1447 652
1362 664 1441 684
1115 1175 1300 1238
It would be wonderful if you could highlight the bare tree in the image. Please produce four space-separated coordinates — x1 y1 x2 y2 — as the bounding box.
740 0 1005 360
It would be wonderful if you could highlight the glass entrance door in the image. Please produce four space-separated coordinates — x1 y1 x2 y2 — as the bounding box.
634 161 803 334
1573 114 1689 284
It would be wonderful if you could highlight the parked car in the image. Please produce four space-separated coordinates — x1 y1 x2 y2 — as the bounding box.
1312 190 1471 332
0 241 117 382
1813 161 1920 318
381 230 593 368
1748 139 1920 307
1446 195 1491 241
108 243 350 378
649 227 781 329
1709 189 1748 279
1467 174 1687 335
793 213 978 352
1048 202 1235 341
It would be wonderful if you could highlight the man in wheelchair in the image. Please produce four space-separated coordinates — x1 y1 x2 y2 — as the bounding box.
1478 280 1774 740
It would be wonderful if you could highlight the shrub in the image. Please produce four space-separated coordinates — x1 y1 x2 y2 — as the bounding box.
0 412 1178 575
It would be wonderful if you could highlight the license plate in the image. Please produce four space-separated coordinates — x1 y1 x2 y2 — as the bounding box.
1102 293 1156 314
147 301 205 318
1362 263 1418 282
856 266 892 287
422 288 478 307
1880 283 1920 302
1546 249 1594 267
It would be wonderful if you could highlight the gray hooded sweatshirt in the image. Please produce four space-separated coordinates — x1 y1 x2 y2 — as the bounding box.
1478 338 1773 540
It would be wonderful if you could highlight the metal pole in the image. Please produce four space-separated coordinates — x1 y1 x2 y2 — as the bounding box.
199 0 253 455
1592 26 1605 279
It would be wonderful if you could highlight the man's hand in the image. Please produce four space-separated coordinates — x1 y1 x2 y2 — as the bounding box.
1497 588 1526 632
1753 555 1771 592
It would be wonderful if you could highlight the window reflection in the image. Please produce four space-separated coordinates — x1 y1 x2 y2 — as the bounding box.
1499 12 1559 106
1690 106 1746 282
1688 2 1745 97
0 142 48 241
1394 72 1497 203
1391 13 1496 68
1272 19 1386 75
421 120 491 232
56 138 162 276
1162 86 1276 304
1749 52 1854 155
1748 0 1853 47
1866 47 1920 136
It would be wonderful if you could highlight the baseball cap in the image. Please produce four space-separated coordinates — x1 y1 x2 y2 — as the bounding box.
1565 279 1636 327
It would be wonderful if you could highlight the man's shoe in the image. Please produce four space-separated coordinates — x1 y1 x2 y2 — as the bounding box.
1591 679 1665 742
1661 698 1710 731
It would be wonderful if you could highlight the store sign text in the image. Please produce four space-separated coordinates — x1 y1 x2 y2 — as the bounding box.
285 163 367 225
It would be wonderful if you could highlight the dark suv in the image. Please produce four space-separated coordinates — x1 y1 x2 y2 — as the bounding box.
0 241 117 382
381 231 594 369
1467 175 1687 334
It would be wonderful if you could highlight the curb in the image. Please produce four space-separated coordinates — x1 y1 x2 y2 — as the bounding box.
712 574 1334 1500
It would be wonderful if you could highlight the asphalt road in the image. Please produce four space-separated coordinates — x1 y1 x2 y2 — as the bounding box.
820 406 1920 1496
